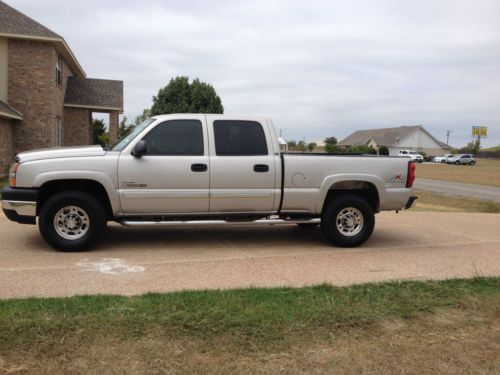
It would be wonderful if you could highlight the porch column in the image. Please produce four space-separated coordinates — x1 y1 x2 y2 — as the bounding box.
109 111 119 145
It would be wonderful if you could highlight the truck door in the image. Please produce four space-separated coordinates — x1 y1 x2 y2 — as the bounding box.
207 117 278 213
117 117 210 214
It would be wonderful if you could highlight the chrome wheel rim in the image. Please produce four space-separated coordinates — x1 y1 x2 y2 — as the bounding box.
53 206 90 240
336 207 364 237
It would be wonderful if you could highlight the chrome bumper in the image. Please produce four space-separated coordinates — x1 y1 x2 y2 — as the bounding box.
2 200 36 216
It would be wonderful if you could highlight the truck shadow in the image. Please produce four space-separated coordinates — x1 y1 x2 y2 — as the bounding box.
93 224 412 253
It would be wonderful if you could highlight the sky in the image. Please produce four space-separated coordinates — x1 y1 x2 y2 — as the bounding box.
9 0 500 147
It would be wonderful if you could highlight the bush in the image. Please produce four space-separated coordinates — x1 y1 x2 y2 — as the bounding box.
348 145 377 155
378 145 389 155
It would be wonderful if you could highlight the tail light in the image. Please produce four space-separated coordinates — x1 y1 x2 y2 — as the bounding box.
406 161 415 188
9 162 20 187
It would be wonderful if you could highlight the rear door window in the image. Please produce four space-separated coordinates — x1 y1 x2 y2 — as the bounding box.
213 120 268 156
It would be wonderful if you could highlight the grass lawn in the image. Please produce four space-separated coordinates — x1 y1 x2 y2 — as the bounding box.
0 278 499 374
416 158 500 187
0 177 7 191
413 189 500 213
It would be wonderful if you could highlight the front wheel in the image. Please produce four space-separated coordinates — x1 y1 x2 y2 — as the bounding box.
455 161 460 165
441 160 445 164
470 161 475 165
39 191 106 251
321 194 375 247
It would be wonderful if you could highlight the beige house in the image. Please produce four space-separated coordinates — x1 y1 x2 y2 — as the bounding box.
0 1 123 175
340 125 451 156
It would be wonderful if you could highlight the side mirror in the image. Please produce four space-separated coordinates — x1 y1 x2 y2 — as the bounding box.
131 140 147 157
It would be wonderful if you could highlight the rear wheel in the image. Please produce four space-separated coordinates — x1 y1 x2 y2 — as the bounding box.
470 161 475 165
441 160 445 164
321 194 375 247
38 191 106 251
455 161 460 165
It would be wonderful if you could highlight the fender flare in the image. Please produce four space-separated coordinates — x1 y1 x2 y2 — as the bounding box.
33 171 120 214
315 174 385 213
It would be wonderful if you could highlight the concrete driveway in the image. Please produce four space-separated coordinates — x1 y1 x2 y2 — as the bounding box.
1 211 499 299
415 177 500 201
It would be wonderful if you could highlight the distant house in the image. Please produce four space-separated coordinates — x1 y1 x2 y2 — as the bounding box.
0 1 123 175
339 125 451 156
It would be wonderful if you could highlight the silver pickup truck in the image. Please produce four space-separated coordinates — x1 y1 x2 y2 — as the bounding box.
2 114 416 251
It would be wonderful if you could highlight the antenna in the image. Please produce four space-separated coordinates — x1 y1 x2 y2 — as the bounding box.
446 130 451 145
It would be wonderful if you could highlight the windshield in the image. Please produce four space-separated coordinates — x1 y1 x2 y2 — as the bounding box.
111 118 155 151
409 151 418 155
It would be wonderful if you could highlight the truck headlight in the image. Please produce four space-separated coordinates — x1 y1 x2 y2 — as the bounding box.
9 162 20 187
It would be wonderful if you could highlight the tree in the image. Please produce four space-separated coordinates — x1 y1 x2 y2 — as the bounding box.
378 145 389 155
297 140 307 152
92 118 106 145
150 76 223 115
134 108 151 125
324 136 342 153
307 142 317 152
118 116 135 139
287 140 297 149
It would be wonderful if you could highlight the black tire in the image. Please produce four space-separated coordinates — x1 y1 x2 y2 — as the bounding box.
455 161 460 165
38 191 106 251
321 194 375 247
441 160 445 164
470 161 475 166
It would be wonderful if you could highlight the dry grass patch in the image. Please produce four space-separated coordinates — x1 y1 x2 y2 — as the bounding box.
415 159 500 187
412 189 500 213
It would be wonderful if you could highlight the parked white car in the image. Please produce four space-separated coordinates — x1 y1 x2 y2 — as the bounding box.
433 154 454 163
398 150 423 163
446 154 476 165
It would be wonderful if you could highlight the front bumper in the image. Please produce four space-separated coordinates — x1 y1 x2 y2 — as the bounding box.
1 186 38 224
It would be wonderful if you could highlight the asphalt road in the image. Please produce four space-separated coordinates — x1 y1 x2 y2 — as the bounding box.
1 211 499 299
414 177 500 201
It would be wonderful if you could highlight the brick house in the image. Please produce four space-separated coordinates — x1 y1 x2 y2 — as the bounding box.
0 1 123 175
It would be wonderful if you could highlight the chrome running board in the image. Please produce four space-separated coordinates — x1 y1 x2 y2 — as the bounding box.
119 218 321 227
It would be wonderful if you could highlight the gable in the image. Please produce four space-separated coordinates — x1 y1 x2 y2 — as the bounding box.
396 128 444 149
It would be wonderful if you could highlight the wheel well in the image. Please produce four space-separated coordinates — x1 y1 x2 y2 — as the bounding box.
322 181 380 213
36 179 113 219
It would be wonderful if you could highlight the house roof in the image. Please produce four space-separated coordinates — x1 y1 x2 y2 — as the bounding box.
340 125 452 150
64 77 123 112
0 99 23 120
340 126 422 147
0 1 85 77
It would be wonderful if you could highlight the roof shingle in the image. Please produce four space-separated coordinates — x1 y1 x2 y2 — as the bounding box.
64 77 123 111
0 1 60 38
340 126 422 147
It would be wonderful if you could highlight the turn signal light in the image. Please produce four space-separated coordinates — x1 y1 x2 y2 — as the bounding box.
9 162 19 187
406 161 415 188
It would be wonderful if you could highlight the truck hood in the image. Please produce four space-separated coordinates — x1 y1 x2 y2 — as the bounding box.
17 145 107 163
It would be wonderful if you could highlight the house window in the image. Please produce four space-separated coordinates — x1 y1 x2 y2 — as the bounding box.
55 116 62 146
56 55 63 86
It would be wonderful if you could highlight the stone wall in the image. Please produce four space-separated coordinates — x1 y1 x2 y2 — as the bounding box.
0 117 14 176
63 107 91 146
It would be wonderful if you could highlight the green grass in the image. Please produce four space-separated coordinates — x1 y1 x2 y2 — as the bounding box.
483 146 500 152
0 177 7 190
1 277 499 350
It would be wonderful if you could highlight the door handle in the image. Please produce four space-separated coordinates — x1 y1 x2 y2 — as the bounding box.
191 163 208 172
254 164 269 172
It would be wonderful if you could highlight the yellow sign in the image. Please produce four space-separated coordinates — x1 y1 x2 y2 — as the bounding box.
472 126 487 137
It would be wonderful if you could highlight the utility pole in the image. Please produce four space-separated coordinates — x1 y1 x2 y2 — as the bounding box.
446 130 451 145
